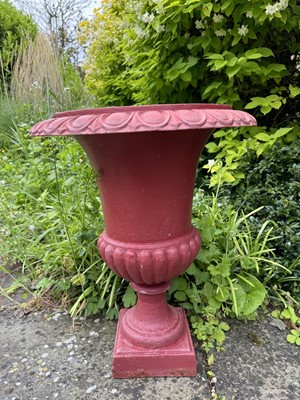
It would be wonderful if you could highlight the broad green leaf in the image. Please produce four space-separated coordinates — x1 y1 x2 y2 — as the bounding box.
274 127 293 138
255 132 271 142
206 53 224 60
215 287 230 302
270 64 286 72
174 290 187 301
242 289 266 315
186 263 204 284
256 143 267 156
242 61 260 73
202 2 213 17
245 48 274 58
203 81 222 97
245 51 263 60
187 56 198 67
181 70 192 82
289 85 300 98
226 64 241 79
213 60 227 70
261 105 271 114
206 142 219 152
222 171 235 183
166 69 180 81
256 47 274 57
234 284 246 315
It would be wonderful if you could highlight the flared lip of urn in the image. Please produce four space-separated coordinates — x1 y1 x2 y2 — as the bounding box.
30 103 257 136
52 103 232 118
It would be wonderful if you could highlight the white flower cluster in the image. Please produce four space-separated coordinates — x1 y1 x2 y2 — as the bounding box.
265 0 289 15
215 29 226 37
140 12 155 24
213 13 224 23
134 26 145 37
246 11 253 18
155 5 165 14
195 20 204 29
238 24 249 36
31 81 42 90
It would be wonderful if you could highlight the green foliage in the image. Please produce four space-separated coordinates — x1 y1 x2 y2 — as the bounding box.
203 124 298 186
81 0 299 189
0 122 125 318
0 0 37 86
167 190 286 350
272 306 300 346
81 0 299 110
226 137 300 295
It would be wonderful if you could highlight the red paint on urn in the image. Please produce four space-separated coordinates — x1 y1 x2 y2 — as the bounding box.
30 104 256 378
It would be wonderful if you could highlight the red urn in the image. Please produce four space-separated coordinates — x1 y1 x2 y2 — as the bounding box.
31 104 256 378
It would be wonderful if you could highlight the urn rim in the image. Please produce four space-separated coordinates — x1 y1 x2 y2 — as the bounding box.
30 103 256 136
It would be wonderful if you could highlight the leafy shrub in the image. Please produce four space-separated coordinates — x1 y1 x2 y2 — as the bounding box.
81 1 299 109
80 0 300 186
167 190 288 350
226 137 300 300
0 0 37 87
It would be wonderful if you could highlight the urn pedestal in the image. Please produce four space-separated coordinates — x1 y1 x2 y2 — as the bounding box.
31 104 256 378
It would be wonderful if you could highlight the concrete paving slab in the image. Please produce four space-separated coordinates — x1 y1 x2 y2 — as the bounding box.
212 319 300 400
0 309 211 400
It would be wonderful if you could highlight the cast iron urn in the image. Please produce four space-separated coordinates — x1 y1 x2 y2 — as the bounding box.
31 104 256 378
